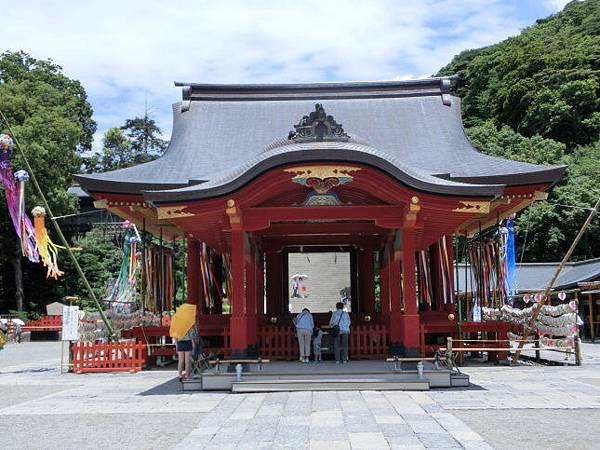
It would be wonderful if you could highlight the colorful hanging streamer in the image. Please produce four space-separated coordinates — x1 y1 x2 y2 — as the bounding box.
106 222 140 311
31 206 64 279
0 135 38 262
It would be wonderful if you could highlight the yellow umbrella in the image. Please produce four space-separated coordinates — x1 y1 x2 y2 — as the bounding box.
169 304 197 339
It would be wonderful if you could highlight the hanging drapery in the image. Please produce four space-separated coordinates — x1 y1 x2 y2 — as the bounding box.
106 222 141 312
503 216 518 299
468 225 510 309
0 135 38 262
438 235 455 304
142 242 175 313
417 249 433 307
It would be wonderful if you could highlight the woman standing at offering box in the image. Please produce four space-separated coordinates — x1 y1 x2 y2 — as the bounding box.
329 302 351 364
176 322 199 378
294 308 314 363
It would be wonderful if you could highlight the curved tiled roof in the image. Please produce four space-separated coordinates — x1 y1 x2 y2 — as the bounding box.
76 77 566 203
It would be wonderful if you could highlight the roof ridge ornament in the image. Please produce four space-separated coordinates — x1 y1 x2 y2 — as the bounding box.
288 104 350 142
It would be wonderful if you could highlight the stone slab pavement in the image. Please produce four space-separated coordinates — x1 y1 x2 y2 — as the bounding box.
3 342 600 449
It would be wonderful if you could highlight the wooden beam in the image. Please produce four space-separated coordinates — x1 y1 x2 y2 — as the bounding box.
259 222 383 236
245 205 403 224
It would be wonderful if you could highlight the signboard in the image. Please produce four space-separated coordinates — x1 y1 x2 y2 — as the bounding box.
62 305 79 341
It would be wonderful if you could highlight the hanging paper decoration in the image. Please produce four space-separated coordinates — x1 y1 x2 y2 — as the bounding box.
418 249 433 307
0 135 38 262
439 235 455 304
503 216 517 298
143 242 174 313
106 222 140 312
31 206 64 279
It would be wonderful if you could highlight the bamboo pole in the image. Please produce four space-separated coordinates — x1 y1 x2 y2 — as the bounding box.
0 109 115 339
512 195 600 363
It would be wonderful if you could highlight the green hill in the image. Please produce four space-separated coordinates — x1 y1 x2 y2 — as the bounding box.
438 0 600 262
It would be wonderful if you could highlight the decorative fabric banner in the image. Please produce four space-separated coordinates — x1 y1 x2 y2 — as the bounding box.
106 222 140 311
504 217 518 298
0 135 38 262
32 206 64 279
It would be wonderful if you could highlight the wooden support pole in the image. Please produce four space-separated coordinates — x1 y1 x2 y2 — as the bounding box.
512 195 600 363
589 293 595 342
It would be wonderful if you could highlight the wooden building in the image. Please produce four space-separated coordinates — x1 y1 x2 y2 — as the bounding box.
77 78 565 358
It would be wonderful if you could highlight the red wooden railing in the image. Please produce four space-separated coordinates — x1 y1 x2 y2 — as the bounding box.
259 325 298 360
349 324 389 359
23 315 62 331
258 324 389 360
71 341 145 373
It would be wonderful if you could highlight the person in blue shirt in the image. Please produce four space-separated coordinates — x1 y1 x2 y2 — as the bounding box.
329 302 351 363
294 308 314 363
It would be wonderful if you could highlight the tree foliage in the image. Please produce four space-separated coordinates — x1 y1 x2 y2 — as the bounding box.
0 51 96 313
84 115 167 173
438 0 600 262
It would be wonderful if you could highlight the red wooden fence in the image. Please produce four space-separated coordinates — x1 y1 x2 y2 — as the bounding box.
258 324 389 360
259 325 298 360
349 324 389 359
23 315 62 331
71 341 145 373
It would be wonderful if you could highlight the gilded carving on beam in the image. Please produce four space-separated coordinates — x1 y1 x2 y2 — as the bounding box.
285 165 361 195
452 201 490 214
157 205 195 220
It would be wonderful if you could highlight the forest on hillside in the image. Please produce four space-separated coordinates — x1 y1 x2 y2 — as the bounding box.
438 0 600 262
0 0 599 313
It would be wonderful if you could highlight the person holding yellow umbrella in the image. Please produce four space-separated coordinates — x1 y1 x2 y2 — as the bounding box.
169 304 199 379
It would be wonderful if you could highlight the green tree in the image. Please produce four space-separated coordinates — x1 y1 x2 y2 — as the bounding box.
0 51 95 312
121 114 167 162
85 127 135 172
60 227 122 310
438 0 600 262
84 114 168 173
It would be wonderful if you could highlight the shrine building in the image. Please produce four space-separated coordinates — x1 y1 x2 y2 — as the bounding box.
77 78 566 358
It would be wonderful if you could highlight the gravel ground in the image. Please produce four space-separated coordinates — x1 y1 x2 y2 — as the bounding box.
0 413 200 450
454 409 600 450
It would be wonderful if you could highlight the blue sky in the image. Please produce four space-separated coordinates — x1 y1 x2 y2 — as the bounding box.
3 0 572 152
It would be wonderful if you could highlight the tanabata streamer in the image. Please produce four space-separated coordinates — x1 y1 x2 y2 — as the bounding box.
0 135 38 262
31 206 64 279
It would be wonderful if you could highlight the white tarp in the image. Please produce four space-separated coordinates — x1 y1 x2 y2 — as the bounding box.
62 305 79 341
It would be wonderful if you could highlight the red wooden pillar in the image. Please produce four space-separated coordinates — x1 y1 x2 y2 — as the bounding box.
229 229 248 355
245 237 258 349
265 251 282 316
359 249 375 316
399 227 421 355
186 238 200 307
389 242 403 344
444 235 457 314
380 248 390 320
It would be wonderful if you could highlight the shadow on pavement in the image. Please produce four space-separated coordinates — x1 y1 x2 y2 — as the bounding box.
138 377 188 396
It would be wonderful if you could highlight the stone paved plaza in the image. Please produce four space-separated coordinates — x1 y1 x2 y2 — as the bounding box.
2 342 600 449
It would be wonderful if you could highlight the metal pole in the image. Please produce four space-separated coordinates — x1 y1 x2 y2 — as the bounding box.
512 195 600 363
0 110 115 339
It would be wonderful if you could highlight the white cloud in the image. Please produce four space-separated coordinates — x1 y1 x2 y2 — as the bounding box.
544 0 573 12
2 0 548 146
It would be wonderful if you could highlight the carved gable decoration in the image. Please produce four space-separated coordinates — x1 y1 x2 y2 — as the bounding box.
288 104 350 142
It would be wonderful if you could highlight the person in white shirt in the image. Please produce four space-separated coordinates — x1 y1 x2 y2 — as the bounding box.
294 308 314 363
329 302 351 363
